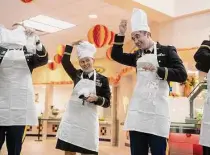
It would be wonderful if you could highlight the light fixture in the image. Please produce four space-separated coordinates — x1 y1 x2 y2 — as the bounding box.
88 14 98 19
20 15 76 33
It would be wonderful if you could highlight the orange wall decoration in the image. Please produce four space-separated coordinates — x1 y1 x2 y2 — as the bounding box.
21 0 33 3
107 31 115 45
106 47 113 60
88 25 115 48
56 45 65 56
48 61 57 70
52 44 66 65
54 54 62 64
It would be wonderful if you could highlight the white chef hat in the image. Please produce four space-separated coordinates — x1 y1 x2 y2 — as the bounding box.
76 41 96 60
131 8 150 32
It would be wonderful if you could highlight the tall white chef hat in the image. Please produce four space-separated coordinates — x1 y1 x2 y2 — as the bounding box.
131 8 150 33
76 41 96 60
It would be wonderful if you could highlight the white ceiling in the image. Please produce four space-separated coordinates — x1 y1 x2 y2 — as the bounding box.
2 0 206 62
133 0 210 17
0 0 172 61
0 0 133 59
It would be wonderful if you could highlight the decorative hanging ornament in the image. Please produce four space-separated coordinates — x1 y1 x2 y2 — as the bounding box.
48 61 57 70
88 24 110 48
56 44 65 56
21 0 33 3
107 31 115 45
54 54 63 64
106 47 113 60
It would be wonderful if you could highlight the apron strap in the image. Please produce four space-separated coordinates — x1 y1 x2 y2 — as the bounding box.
153 42 157 56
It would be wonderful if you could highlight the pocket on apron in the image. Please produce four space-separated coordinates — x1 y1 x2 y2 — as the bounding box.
0 89 10 108
11 109 27 124
0 109 10 124
11 88 27 108
58 122 86 144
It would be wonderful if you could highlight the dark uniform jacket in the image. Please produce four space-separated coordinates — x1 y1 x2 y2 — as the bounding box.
194 40 210 73
0 45 48 72
111 35 187 83
61 45 111 108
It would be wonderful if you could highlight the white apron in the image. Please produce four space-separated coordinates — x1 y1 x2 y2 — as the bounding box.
57 70 99 152
199 70 210 147
124 43 170 138
0 48 38 126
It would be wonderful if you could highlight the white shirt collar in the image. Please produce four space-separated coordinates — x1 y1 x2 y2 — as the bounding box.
148 43 154 52
88 71 94 78
83 71 94 78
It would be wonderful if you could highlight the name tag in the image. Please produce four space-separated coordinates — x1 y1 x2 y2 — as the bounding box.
96 79 102 87
157 53 165 56
25 53 33 57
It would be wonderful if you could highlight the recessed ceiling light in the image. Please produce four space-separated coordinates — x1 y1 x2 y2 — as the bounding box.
20 15 76 33
88 14 97 19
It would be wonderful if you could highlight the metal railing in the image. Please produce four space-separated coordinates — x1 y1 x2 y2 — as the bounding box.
188 81 207 118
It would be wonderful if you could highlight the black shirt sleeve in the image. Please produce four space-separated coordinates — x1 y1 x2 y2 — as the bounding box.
111 35 137 67
61 45 78 81
95 77 111 108
194 40 210 64
32 45 48 68
157 46 187 83
194 40 210 73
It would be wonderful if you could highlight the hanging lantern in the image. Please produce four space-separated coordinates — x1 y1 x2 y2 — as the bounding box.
106 47 113 60
21 0 33 3
87 25 109 48
107 31 115 45
56 45 65 56
54 54 62 64
48 61 57 70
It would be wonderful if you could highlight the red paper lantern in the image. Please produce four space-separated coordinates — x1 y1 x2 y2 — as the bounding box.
88 25 109 48
107 31 115 45
106 47 113 60
56 45 65 56
54 54 62 64
48 61 57 70
21 0 33 3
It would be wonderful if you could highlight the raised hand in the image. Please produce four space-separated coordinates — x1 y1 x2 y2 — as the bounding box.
119 19 127 36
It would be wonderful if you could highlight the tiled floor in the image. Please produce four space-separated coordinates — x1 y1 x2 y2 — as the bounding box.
0 137 130 155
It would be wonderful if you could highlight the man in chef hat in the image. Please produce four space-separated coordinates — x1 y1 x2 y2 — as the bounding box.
111 8 187 155
56 40 111 155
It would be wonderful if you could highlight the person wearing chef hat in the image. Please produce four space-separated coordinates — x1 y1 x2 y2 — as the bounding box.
0 23 48 155
194 40 210 155
111 8 187 155
56 40 111 155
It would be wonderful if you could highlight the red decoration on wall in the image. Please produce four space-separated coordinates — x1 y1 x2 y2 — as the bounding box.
54 54 62 64
88 25 109 48
106 47 113 60
107 31 115 45
48 61 57 70
21 0 33 3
